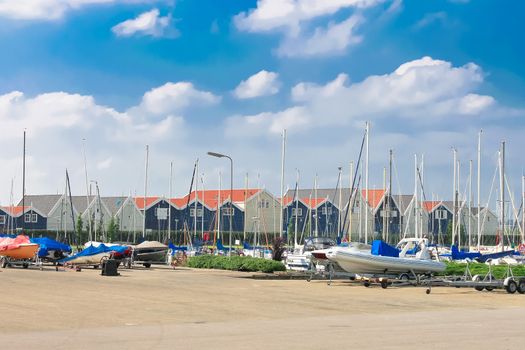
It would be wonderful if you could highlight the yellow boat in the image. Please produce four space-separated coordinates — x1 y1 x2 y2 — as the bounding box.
0 243 39 259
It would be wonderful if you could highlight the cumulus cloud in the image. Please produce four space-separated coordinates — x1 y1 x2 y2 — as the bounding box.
227 57 510 136
277 14 363 57
0 81 218 203
0 0 145 20
135 82 220 115
112 8 175 38
234 70 280 99
234 0 382 57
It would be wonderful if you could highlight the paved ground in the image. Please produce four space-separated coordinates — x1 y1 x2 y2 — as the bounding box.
1 265 524 349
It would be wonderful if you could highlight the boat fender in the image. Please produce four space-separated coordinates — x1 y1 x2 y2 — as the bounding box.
503 277 513 287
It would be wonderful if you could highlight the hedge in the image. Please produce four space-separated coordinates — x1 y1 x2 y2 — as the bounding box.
187 255 286 273
438 262 525 279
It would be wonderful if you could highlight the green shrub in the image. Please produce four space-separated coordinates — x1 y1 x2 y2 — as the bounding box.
438 262 525 279
187 255 286 273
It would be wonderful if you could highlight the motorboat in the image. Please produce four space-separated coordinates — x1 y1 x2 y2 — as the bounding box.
285 237 337 271
325 238 446 276
59 243 129 267
132 241 168 267
0 235 39 260
31 237 72 262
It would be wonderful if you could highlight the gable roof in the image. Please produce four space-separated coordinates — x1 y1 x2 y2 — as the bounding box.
423 201 441 213
134 197 160 210
182 189 262 209
393 195 414 214
284 188 352 210
100 196 127 215
17 194 62 216
361 189 386 209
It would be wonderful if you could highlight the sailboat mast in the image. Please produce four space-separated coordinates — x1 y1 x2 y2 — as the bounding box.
142 145 149 239
168 161 173 241
500 141 505 251
387 149 392 244
338 167 342 238
477 130 482 249
452 148 457 245
522 175 524 244
294 169 299 248
382 166 386 240
218 171 222 240
468 160 473 251
315 174 318 236
22 130 26 231
279 130 286 237
414 154 418 238
244 172 248 241
364 122 369 244
349 161 354 241
82 139 92 241
195 159 198 238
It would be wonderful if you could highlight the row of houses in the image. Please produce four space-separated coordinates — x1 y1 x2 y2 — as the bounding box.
0 188 499 242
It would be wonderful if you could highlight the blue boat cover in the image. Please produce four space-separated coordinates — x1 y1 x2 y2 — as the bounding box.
216 238 232 251
477 250 516 262
0 233 16 238
168 241 188 253
59 244 128 263
451 245 481 260
371 240 399 257
31 237 72 258
243 241 253 250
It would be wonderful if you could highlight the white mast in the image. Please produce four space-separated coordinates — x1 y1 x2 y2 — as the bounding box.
499 141 505 251
218 171 222 240
82 139 92 241
420 155 424 238
294 169 299 249
522 175 525 244
457 159 461 248
279 129 286 237
244 172 248 241
414 154 418 238
201 173 205 238
349 161 354 242
452 148 457 245
142 145 149 239
477 130 482 250
338 167 342 238
365 122 369 244
168 161 173 241
194 159 198 238
468 159 473 251
383 166 387 241
315 174 319 236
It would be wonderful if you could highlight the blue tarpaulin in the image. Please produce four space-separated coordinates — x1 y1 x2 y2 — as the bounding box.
59 244 128 263
371 240 400 257
168 242 188 254
31 237 72 258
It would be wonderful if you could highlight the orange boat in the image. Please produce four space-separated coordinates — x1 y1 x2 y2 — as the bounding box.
0 235 39 260
0 243 39 259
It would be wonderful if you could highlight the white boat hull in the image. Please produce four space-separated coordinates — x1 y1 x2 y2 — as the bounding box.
65 252 110 266
327 248 445 275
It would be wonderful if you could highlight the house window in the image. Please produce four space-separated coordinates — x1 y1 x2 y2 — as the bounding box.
25 214 32 223
222 207 234 216
380 210 397 218
435 210 448 220
321 207 332 215
258 200 270 209
292 208 302 217
32 214 38 223
190 208 203 217
155 207 168 220
0 215 5 225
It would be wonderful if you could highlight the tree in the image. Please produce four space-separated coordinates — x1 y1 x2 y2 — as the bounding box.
76 215 84 243
107 217 118 242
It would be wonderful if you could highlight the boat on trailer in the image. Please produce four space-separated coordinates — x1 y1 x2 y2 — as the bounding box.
0 235 40 268
325 238 446 277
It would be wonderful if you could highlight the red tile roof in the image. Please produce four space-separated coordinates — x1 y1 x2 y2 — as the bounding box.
423 201 441 213
361 189 385 209
0 206 30 216
134 197 160 210
181 189 262 209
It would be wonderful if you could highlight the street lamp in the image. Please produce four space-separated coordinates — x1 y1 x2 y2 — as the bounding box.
207 151 233 257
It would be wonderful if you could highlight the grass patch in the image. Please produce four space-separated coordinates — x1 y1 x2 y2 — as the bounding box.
187 255 286 273
438 262 525 279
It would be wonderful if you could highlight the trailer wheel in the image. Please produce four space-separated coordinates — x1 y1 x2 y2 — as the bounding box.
22 263 29 269
381 280 389 289
518 279 525 294
363 281 371 287
143 263 151 268
472 275 484 291
505 280 517 294
399 273 410 281
0 257 7 268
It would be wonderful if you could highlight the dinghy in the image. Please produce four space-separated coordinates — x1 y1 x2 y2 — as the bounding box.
0 235 39 260
132 241 168 267
325 238 446 276
59 244 128 267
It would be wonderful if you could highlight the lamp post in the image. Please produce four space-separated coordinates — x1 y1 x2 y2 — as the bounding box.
207 152 233 257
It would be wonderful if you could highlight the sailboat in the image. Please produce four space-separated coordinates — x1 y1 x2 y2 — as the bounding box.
0 235 39 261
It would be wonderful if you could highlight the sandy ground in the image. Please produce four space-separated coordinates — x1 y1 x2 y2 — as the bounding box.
1 265 524 349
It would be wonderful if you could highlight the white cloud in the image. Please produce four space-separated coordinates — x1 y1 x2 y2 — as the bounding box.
136 82 220 115
234 0 381 57
228 57 509 136
0 0 144 20
414 11 447 29
0 81 218 203
277 14 363 57
112 8 174 38
234 70 280 99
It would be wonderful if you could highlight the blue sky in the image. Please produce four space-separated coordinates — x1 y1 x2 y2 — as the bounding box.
0 0 524 207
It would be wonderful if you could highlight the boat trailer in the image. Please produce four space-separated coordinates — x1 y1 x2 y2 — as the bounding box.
0 255 43 271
